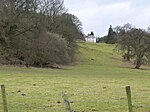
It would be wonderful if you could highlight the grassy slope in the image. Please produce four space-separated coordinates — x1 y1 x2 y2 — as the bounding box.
0 42 150 112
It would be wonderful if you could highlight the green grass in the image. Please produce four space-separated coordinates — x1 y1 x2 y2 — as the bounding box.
0 42 150 112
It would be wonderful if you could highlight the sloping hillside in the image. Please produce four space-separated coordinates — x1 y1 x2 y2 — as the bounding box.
79 42 122 66
0 42 150 112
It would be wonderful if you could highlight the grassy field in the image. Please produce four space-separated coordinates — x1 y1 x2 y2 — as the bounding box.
0 42 150 112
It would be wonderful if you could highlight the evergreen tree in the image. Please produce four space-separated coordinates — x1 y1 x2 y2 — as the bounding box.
108 25 114 38
106 25 117 44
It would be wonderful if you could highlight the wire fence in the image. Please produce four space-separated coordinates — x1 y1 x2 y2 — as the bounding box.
0 85 150 112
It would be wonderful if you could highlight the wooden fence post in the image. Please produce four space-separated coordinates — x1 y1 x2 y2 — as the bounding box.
62 93 72 112
1 85 8 112
126 86 132 112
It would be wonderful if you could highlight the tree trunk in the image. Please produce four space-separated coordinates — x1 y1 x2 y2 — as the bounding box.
123 54 130 61
127 46 130 61
135 58 142 69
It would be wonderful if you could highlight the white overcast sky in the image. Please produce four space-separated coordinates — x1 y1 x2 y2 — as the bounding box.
64 0 150 37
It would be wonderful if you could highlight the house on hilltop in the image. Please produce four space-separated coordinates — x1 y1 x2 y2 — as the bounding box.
85 31 96 43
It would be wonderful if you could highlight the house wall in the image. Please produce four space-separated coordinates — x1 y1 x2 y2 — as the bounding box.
85 37 96 43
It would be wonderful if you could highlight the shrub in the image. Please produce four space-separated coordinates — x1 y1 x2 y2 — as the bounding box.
25 32 70 67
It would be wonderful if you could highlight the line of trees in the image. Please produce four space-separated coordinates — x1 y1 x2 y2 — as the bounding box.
0 0 84 67
116 24 150 69
97 23 150 69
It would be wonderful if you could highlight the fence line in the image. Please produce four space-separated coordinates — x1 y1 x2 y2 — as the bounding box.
1 85 8 112
1 85 150 112
62 92 72 112
126 86 133 112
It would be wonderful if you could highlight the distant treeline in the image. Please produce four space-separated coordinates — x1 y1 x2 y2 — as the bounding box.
97 24 150 69
0 0 84 67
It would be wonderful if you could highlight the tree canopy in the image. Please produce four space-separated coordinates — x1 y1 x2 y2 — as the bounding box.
116 25 150 69
0 0 84 67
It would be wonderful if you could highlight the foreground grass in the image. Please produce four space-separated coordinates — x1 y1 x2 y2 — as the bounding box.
0 42 150 112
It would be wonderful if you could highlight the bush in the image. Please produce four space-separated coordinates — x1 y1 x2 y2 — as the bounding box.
25 32 70 67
